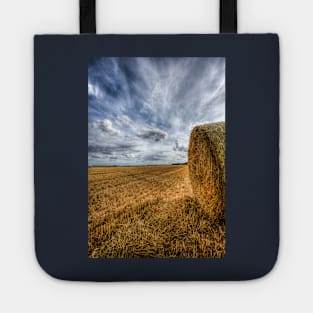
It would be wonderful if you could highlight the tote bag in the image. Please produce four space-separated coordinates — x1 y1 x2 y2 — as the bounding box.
34 0 279 281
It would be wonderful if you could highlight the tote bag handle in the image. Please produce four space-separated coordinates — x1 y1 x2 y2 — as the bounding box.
80 0 237 34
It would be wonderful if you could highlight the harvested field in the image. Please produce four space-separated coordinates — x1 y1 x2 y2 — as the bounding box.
88 165 225 258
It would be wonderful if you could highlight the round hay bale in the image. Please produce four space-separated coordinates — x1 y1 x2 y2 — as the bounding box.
188 122 225 220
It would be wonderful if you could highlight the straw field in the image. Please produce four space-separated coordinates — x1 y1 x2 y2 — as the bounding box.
89 173 225 258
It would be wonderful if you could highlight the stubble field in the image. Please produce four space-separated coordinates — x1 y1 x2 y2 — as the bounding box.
88 165 225 258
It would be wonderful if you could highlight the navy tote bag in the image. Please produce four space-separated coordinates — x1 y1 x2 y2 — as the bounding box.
34 0 279 281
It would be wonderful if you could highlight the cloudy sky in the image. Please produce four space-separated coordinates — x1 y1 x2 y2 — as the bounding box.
88 57 225 166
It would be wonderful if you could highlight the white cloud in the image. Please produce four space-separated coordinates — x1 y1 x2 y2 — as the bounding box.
88 83 101 98
173 140 188 152
91 119 121 136
116 115 131 127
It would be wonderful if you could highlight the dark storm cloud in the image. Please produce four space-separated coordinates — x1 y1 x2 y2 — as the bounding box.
137 128 167 142
88 143 136 155
88 57 225 165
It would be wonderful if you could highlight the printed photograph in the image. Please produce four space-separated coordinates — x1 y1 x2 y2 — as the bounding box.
88 57 226 258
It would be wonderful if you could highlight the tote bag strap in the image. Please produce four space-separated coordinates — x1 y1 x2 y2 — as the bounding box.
220 0 237 33
80 0 237 34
